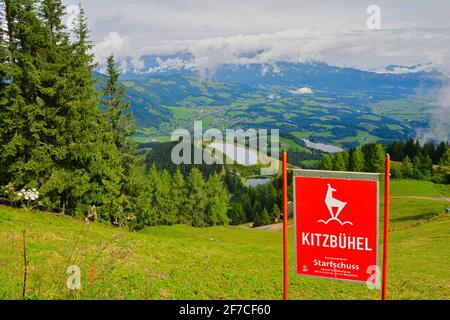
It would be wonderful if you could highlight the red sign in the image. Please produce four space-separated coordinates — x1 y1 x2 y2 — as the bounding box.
294 174 379 283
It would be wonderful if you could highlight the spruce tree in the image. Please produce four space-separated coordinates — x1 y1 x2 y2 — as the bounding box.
320 155 334 170
365 144 385 173
240 192 253 221
401 156 414 178
439 149 450 166
341 150 350 170
101 53 139 220
102 54 135 152
272 203 281 223
205 173 229 226
229 203 246 225
40 2 122 215
0 4 8 184
434 142 448 164
156 170 177 225
254 208 271 227
0 1 139 224
186 168 207 227
0 0 50 190
349 149 365 172
252 200 262 219
123 165 153 230
172 168 187 223
146 164 162 225
388 140 405 162
333 153 346 171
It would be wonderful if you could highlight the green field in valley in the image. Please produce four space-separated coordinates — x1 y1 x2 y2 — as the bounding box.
0 180 449 300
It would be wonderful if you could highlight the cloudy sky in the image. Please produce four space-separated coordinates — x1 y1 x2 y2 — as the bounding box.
62 0 450 74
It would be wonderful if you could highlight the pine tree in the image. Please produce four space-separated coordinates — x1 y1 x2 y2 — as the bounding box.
439 148 450 166
434 149 450 184
341 150 350 170
333 153 346 171
0 3 8 185
0 1 138 225
146 164 161 225
205 173 229 226
0 0 50 191
252 200 262 220
413 154 433 179
240 192 253 221
122 165 153 230
172 167 187 223
102 54 135 151
365 144 385 173
320 155 334 170
422 142 436 164
254 208 271 227
412 156 423 179
42 3 122 215
401 156 414 178
404 138 420 160
387 140 405 162
229 203 246 225
434 142 448 164
349 149 365 172
156 170 177 225
186 168 207 227
40 0 66 39
101 53 139 219
272 204 281 223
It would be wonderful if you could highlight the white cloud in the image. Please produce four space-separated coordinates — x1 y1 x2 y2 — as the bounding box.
93 31 147 72
63 5 80 31
94 31 127 61
290 87 314 95
91 27 450 77
416 79 450 142
74 0 450 77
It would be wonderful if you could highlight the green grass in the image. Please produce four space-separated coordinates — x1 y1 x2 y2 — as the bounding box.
390 180 449 197
0 180 448 300
370 97 429 122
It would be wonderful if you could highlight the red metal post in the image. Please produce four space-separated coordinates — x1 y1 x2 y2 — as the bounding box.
382 154 390 300
282 151 288 301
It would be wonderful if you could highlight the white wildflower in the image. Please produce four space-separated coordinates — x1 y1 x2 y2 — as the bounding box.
17 188 39 202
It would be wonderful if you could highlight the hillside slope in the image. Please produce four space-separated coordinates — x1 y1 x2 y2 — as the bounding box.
0 180 448 300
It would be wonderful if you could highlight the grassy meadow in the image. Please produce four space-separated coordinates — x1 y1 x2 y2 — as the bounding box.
0 180 449 300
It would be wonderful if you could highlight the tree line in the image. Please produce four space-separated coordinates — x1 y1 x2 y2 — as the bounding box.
224 171 283 227
143 141 286 227
129 165 230 230
319 140 449 183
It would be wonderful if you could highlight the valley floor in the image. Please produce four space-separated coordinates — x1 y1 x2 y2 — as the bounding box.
0 180 449 300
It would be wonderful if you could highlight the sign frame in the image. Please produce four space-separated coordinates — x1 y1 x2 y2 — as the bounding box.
293 169 380 284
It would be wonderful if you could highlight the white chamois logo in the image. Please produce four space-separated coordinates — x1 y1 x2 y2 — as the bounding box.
318 184 353 226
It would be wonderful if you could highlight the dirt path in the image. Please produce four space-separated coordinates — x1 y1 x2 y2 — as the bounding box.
392 196 450 202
